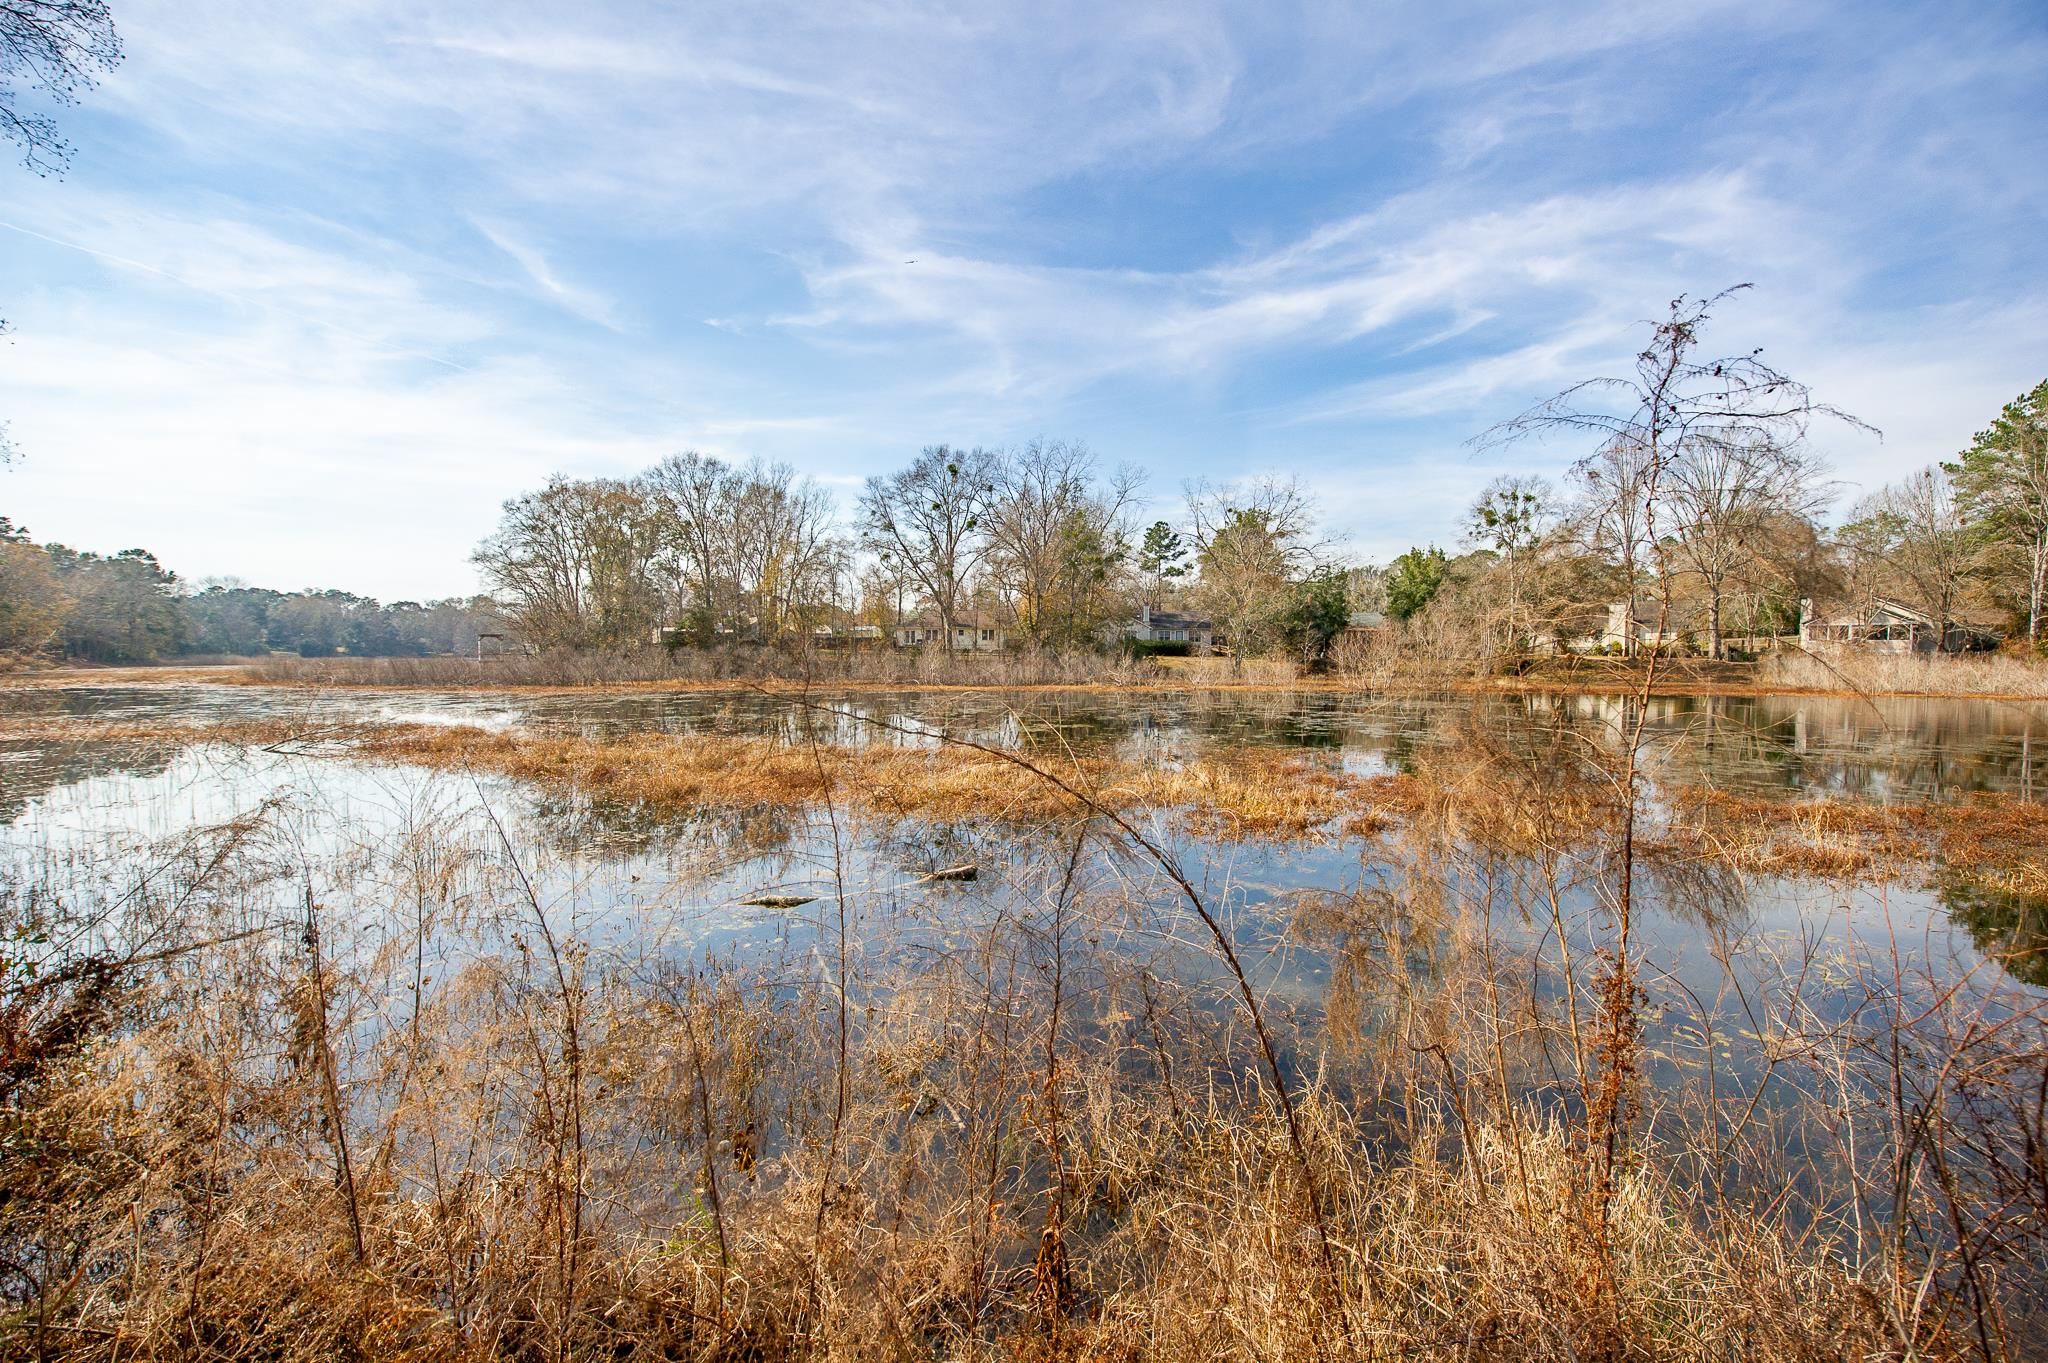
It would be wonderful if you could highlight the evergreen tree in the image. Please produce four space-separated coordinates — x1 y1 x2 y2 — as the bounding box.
1136 520 1188 608
1385 546 1449 620
1281 565 1352 665
1946 379 2048 643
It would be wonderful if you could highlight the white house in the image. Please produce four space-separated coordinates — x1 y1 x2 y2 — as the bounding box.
1597 598 1703 652
892 610 1010 652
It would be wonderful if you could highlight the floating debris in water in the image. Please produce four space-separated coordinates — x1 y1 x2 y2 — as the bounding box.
918 864 978 883
741 892 817 908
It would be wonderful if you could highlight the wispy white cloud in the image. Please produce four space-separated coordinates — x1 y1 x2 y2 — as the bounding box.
2 0 2040 595
471 218 622 330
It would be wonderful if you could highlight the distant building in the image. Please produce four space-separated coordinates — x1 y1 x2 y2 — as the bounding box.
1799 598 2000 654
1597 598 1703 652
1342 609 1387 638
892 610 1010 652
1125 604 1215 653
652 621 762 647
473 630 529 660
811 623 884 648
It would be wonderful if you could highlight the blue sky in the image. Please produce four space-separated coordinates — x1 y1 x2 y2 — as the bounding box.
2 0 2043 601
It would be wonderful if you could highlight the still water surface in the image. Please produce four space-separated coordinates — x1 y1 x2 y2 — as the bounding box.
4 680 2044 1048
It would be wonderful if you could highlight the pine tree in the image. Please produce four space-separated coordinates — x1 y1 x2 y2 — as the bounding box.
1136 520 1188 609
1946 379 2048 643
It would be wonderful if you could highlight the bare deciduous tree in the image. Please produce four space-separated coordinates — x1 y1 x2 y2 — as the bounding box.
1844 465 1973 651
1185 477 1323 661
1571 437 1656 628
1465 475 1556 654
858 445 998 643
983 439 1139 649
1664 437 1828 658
1480 286 1871 657
473 478 663 651
643 453 844 644
2 0 121 176
643 452 738 645
1472 286 1870 1238
727 460 843 641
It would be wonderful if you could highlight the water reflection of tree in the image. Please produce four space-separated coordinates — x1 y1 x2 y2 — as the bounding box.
1640 856 1753 934
1648 693 2048 799
1939 877 2048 988
1288 883 1454 1066
0 738 184 825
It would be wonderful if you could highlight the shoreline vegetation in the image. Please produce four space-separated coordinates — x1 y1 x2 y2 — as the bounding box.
10 646 2048 702
5 703 2046 1357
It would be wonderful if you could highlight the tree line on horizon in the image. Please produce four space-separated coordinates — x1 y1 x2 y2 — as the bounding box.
466 357 2048 665
3 355 2042 669
0 518 502 663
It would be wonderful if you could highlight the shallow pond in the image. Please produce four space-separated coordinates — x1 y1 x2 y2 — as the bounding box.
3 678 2044 1082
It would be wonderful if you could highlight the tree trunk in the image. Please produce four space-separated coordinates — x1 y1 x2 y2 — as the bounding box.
1707 589 1724 661
2030 531 2046 644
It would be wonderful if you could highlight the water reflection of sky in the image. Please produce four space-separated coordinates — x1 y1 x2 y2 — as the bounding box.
4 681 2044 1041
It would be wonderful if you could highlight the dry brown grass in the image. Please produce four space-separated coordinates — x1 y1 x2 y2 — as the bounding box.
246 649 1168 690
357 723 1411 841
1759 649 2048 701
1664 787 2048 898
6 701 2046 1360
0 662 263 688
9 797 2031 1361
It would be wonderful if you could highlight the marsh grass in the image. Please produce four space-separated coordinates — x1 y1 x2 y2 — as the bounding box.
3 703 2046 1359
1333 640 2048 702
1759 650 2048 700
332 717 2048 904
0 716 1411 842
1665 787 2048 899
